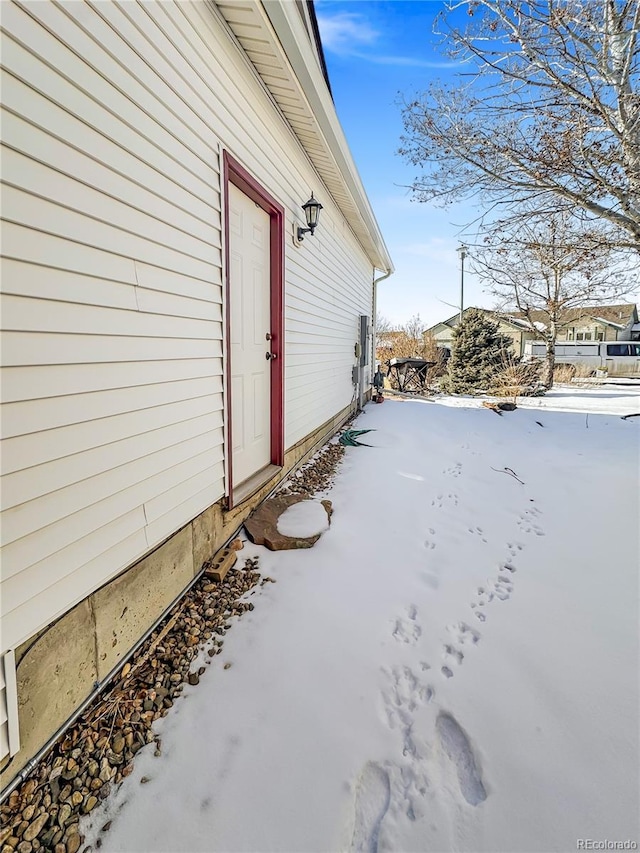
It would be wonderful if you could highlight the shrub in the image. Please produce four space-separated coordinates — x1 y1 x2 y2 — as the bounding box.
441 309 514 394
490 356 545 399
553 362 598 383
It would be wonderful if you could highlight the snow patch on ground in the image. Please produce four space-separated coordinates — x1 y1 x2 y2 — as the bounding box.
276 499 330 538
81 387 639 853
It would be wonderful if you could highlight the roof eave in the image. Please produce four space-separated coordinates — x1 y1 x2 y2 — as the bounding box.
214 0 393 274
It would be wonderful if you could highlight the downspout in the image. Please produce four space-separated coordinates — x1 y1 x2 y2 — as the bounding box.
372 268 392 370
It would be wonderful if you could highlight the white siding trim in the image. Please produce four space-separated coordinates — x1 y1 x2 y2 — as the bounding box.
0 650 20 760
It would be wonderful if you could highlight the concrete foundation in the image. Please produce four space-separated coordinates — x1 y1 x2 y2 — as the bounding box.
1 401 355 791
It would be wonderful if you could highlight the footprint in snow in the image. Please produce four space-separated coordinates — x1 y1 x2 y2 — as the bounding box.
431 493 459 508
436 712 487 807
448 621 481 646
440 639 469 680
507 542 524 557
392 607 422 645
493 578 513 601
519 521 545 536
444 645 464 665
443 462 463 478
517 510 545 536
382 664 431 719
350 763 391 853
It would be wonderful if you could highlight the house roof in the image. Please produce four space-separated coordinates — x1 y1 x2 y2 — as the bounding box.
592 317 626 329
424 304 638 335
423 309 472 333
510 304 637 328
305 0 333 98
423 307 533 334
496 314 547 331
213 1 393 274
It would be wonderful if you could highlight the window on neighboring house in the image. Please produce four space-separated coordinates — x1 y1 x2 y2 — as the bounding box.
576 331 593 341
595 331 604 341
567 328 575 340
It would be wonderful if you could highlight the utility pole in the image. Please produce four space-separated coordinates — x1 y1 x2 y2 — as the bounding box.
457 244 468 324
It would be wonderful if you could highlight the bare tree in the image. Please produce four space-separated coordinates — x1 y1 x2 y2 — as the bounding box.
376 315 424 367
399 0 640 249
375 314 446 388
403 313 426 344
375 312 393 335
422 330 441 363
473 209 637 387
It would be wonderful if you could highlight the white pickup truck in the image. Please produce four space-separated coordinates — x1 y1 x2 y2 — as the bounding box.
523 340 640 377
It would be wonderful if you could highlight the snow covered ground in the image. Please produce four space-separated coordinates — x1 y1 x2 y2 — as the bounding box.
83 387 639 853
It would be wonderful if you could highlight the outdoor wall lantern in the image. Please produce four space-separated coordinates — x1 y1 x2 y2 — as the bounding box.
297 193 323 241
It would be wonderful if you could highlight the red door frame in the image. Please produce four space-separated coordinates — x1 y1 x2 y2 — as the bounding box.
223 152 284 507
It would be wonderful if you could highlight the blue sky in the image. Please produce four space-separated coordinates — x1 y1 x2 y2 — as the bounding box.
316 0 492 328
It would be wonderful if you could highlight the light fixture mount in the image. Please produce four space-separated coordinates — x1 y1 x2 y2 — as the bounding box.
297 193 323 242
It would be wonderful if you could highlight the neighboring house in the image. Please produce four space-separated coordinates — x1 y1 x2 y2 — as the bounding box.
424 308 537 357
0 0 393 789
424 304 639 355
518 304 639 342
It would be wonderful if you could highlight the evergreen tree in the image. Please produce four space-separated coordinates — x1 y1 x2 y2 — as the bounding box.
442 309 513 394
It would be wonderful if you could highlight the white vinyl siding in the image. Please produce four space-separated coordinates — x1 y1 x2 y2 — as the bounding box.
1 0 225 653
1 0 376 654
284 235 372 445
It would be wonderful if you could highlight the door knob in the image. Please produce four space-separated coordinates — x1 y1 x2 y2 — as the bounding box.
266 351 277 360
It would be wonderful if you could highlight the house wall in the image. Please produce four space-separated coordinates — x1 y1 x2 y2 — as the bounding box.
426 320 532 357
560 323 619 342
431 327 454 348
0 400 355 788
0 0 375 775
497 326 522 356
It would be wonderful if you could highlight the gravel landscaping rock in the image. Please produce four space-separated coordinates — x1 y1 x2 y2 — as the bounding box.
280 442 344 498
0 561 261 853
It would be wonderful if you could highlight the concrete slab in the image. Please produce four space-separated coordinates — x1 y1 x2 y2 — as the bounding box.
0 601 97 788
192 502 223 573
92 525 194 680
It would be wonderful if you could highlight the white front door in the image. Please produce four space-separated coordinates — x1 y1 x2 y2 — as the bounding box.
228 183 272 487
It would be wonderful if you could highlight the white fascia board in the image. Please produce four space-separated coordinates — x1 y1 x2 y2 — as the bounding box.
592 317 626 329
261 2 393 274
